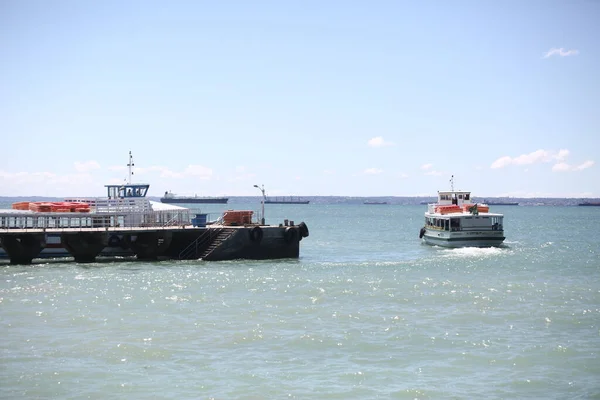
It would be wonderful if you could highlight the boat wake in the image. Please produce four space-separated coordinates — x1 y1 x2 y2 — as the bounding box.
440 247 506 258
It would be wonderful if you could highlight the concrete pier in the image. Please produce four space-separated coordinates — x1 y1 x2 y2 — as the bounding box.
0 222 309 264
130 231 173 260
0 234 46 264
61 232 108 263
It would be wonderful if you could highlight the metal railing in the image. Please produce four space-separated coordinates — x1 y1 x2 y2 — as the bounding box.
178 228 224 260
0 209 194 231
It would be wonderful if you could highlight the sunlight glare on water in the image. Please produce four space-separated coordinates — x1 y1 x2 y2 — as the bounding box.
1 204 599 399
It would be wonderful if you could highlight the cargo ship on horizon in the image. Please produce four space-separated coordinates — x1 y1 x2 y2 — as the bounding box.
483 200 519 206
161 191 228 204
264 196 310 205
578 201 600 206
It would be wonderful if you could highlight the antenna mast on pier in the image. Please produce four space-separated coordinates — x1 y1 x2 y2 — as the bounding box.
127 151 134 184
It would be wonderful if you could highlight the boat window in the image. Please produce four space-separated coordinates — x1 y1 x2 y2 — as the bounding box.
465 193 470 200
458 194 463 200
450 218 460 231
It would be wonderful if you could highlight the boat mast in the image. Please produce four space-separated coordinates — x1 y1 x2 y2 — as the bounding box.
450 175 454 192
127 151 134 184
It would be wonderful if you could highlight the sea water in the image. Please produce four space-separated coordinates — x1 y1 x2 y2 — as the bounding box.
1 203 599 399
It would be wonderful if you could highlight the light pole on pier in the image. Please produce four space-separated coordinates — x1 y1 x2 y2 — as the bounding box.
253 184 266 225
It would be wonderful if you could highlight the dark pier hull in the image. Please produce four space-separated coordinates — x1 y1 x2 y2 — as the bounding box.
0 224 309 265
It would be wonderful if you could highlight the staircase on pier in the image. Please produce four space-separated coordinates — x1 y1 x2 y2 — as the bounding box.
178 228 236 260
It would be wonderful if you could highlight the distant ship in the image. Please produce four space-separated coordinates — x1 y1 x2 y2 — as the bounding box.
484 201 519 206
364 201 388 205
578 202 600 206
264 196 310 205
161 191 228 204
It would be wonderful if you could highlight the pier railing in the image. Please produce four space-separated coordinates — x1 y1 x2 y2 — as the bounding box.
0 209 195 231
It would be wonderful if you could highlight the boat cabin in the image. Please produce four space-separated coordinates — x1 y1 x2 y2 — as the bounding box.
437 190 471 207
425 214 504 232
106 184 150 199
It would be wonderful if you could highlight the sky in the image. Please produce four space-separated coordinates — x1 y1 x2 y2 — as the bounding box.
1 0 599 198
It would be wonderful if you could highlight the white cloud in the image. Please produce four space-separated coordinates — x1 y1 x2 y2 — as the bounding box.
491 149 571 169
367 136 394 148
556 149 570 161
159 170 184 179
419 164 443 176
363 168 383 175
0 170 96 195
0 170 56 183
551 162 570 172
184 165 213 179
323 169 336 175
492 149 593 172
109 164 213 180
576 160 595 170
552 160 595 172
74 161 100 172
543 48 579 58
398 173 409 178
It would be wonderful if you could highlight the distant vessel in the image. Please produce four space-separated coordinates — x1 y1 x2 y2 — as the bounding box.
483 200 519 206
579 202 600 206
264 196 310 205
161 191 228 204
364 201 388 205
419 176 505 248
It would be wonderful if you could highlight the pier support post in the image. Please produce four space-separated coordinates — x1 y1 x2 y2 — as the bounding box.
61 232 108 263
0 234 46 265
130 231 173 260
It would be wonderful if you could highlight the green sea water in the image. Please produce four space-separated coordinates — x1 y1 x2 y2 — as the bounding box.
1 203 599 399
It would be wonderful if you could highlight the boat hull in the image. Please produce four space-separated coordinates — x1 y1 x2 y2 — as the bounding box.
161 198 228 204
422 229 505 248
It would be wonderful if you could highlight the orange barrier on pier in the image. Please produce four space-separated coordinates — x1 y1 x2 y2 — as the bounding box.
12 202 30 210
21 201 91 213
223 210 253 226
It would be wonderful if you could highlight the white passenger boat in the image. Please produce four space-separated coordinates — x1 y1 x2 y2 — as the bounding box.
419 177 505 248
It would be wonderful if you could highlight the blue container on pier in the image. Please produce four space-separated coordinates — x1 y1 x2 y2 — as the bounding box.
191 213 208 227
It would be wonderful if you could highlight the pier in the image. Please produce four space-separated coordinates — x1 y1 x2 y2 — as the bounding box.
0 210 309 265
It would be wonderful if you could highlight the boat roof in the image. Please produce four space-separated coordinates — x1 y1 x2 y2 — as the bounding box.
425 211 504 217
438 190 471 195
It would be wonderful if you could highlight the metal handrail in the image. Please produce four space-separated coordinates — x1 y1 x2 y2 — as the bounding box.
178 228 222 260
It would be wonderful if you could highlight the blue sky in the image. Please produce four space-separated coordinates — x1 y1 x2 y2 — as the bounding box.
1 0 598 198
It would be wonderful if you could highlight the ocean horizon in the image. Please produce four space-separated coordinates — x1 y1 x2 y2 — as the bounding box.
1 195 599 207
